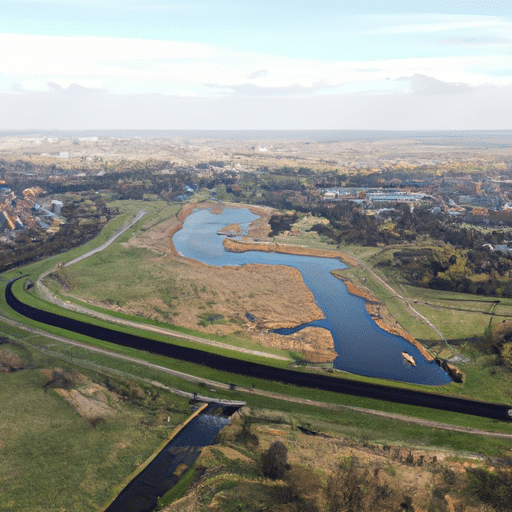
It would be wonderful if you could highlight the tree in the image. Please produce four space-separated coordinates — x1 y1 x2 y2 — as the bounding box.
261 440 288 479
215 183 228 200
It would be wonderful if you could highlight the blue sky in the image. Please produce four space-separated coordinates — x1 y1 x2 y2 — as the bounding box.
2 0 512 130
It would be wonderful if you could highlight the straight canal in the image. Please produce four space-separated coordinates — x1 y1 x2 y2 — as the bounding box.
104 403 234 512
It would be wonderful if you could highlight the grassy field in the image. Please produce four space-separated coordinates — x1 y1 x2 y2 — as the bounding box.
360 245 512 341
4 277 512 442
3 339 511 512
0 343 192 512
3 198 512 406
10 267 512 413
2 195 512 501
3 330 512 458
7 276 295 369
1 303 512 511
274 216 512 343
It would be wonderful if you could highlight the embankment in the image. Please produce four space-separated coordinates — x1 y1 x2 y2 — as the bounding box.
223 238 360 268
7 277 512 419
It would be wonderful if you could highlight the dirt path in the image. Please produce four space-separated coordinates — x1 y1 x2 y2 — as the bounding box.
34 208 290 362
63 209 147 267
8 204 507 437
33 288 290 362
367 265 448 343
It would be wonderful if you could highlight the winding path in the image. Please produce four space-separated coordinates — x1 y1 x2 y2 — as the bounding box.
62 209 147 267
36 210 290 362
349 253 449 344
2 209 511 436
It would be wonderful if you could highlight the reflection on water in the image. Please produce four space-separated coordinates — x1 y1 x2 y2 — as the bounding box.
173 207 450 386
105 407 232 512
170 413 231 447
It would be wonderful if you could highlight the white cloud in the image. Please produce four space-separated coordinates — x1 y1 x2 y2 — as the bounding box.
374 16 511 34
395 74 473 95
248 69 269 79
1 8 511 131
2 81 512 130
4 32 512 100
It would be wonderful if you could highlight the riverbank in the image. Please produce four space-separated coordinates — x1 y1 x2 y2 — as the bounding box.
223 237 361 268
168 201 274 257
61 201 333 364
332 273 435 361
160 202 332 362
167 406 512 512
103 403 209 511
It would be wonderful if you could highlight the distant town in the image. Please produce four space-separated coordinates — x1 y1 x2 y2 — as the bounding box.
2 132 512 253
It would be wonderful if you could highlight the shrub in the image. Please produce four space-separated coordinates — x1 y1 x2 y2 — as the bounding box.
327 457 404 512
465 467 512 511
261 440 288 480
235 414 259 452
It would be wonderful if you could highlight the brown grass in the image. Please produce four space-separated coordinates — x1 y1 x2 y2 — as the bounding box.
167 408 486 512
223 237 361 267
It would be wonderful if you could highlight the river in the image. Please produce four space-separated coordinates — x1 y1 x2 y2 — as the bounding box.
172 207 451 386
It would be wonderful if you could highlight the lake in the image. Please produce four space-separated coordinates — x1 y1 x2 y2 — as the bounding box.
172 207 451 386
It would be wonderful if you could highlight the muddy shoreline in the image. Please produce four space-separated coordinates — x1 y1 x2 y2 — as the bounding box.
223 238 361 268
220 213 433 361
168 202 336 362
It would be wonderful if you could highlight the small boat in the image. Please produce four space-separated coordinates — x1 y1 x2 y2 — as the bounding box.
216 229 239 237
402 352 416 366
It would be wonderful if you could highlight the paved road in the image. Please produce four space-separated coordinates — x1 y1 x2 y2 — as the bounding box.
63 209 147 267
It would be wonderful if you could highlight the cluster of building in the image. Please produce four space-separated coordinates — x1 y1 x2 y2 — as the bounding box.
322 176 512 226
323 188 431 206
0 182 63 241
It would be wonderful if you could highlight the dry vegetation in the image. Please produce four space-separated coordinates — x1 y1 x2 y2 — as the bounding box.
48 202 341 363
0 347 24 373
164 407 512 512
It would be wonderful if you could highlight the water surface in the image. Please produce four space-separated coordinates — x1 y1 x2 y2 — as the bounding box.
173 208 450 385
105 408 230 512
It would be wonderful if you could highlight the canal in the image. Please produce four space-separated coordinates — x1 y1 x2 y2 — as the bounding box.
104 404 233 512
